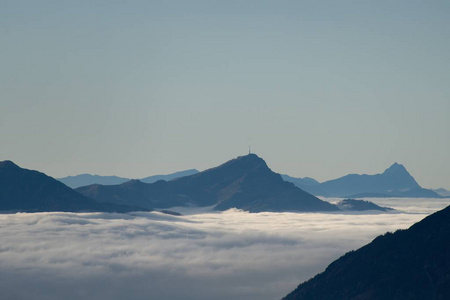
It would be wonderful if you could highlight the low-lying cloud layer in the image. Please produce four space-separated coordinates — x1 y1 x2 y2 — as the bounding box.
0 198 448 300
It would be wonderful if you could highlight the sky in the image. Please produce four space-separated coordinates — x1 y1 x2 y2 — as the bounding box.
1 1 449 188
1 197 448 300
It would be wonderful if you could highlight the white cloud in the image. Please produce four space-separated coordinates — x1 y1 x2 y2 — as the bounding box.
0 198 448 300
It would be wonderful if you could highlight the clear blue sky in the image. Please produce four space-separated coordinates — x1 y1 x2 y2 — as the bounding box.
1 1 449 189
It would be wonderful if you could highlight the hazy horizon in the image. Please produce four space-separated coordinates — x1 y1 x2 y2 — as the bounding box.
2 1 449 189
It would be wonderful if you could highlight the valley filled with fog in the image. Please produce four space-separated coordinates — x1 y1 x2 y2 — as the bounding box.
1 198 449 300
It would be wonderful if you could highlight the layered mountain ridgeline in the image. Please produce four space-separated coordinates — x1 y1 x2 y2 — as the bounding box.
140 169 199 184
57 174 130 189
282 204 450 300
284 163 441 198
0 160 147 213
77 154 339 213
279 174 328 197
58 169 199 189
280 175 320 189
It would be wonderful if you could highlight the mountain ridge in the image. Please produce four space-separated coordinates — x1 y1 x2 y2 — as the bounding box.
0 160 147 213
283 163 441 198
58 169 200 188
77 154 339 212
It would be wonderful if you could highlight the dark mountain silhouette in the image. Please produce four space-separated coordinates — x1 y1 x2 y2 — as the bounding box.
0 160 146 213
285 163 441 198
336 199 393 212
58 169 199 189
77 154 339 212
282 204 450 300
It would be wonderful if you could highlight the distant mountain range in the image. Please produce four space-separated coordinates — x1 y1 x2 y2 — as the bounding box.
61 161 444 199
58 169 199 189
282 203 450 300
76 154 339 212
0 161 146 213
2 156 443 214
283 163 442 198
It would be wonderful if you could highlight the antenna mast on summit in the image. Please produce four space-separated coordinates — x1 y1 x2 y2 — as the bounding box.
249 145 251 154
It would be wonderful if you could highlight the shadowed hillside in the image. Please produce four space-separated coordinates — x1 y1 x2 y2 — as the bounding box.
283 204 450 299
0 160 146 213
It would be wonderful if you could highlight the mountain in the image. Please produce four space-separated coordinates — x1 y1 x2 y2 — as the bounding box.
287 163 441 198
336 199 393 212
58 169 199 188
0 160 146 213
318 163 420 197
77 154 339 212
280 175 320 187
282 204 450 300
280 175 320 188
140 169 199 183
57 174 130 189
281 175 330 197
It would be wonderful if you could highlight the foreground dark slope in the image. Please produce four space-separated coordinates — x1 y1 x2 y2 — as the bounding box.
77 154 338 212
283 204 450 300
0 160 145 213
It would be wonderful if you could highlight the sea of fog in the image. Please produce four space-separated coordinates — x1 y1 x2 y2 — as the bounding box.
1 198 449 300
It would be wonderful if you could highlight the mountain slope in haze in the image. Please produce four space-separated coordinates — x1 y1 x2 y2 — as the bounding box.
58 169 199 188
434 188 450 197
77 154 339 212
319 162 419 197
283 204 450 300
58 174 130 189
280 175 320 187
0 161 146 213
285 163 441 198
280 174 331 197
140 169 199 183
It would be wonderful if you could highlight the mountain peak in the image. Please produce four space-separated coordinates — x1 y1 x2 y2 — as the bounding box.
383 162 408 175
217 153 268 172
0 160 19 169
236 153 264 162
